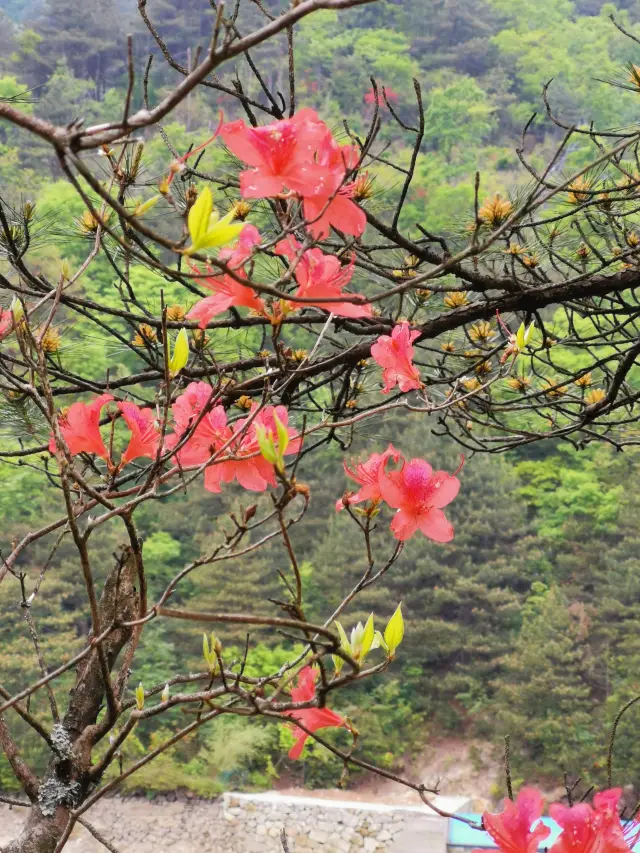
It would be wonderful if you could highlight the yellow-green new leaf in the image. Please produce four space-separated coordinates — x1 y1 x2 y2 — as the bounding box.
10 297 24 324
169 328 189 376
383 604 404 659
188 186 214 251
361 613 375 661
334 620 352 656
135 682 145 711
274 411 290 457
255 425 278 465
134 195 161 217
516 320 535 352
203 632 218 673
186 188 245 255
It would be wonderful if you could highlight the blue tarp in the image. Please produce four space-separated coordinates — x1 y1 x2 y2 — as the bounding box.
448 815 567 849
447 814 640 851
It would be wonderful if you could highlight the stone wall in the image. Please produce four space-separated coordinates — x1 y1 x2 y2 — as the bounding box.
222 791 449 853
0 792 455 853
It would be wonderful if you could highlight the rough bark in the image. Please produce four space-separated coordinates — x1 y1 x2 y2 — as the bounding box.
1 547 141 853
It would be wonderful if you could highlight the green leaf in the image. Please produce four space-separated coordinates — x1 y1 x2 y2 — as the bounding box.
168 328 189 377
361 613 375 661
188 186 213 251
274 411 290 457
384 603 404 660
255 424 278 465
135 682 145 711
134 195 161 217
334 620 352 656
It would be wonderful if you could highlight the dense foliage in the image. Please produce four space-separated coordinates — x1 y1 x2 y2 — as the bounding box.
3 0 640 800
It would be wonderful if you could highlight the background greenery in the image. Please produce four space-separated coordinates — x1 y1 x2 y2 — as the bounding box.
2 0 640 797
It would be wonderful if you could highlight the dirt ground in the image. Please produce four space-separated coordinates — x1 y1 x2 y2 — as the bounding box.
275 737 501 811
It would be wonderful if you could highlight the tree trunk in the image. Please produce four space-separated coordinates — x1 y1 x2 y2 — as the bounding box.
1 805 70 853
1 546 142 853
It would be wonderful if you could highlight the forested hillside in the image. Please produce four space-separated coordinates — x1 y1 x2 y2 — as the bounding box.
2 0 640 797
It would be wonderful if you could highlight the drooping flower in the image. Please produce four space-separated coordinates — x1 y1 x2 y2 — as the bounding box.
220 110 330 199
378 456 462 542
476 788 550 853
285 666 348 760
370 323 422 394
336 444 402 511
187 225 265 327
49 394 114 460
118 402 160 464
549 788 627 853
275 237 371 318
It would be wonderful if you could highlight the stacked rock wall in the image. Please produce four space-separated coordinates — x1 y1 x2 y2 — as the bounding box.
0 791 450 852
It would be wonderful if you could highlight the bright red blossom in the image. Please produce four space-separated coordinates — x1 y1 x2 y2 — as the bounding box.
370 323 422 393
378 456 461 542
549 789 628 853
300 135 365 239
49 394 114 460
220 110 330 199
0 308 13 338
205 404 300 493
476 788 550 853
275 237 371 319
336 444 400 511
475 788 630 853
165 383 300 493
187 225 265 327
118 403 160 464
221 111 365 239
285 666 347 760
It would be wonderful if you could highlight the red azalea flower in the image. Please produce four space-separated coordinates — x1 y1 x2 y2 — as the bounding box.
221 111 365 240
475 788 550 853
220 110 330 199
370 322 422 393
49 394 114 460
549 788 628 853
205 404 301 493
118 402 160 464
165 388 299 494
0 308 13 338
336 444 402 511
301 135 365 239
302 189 366 240
275 237 371 318
378 456 462 542
164 382 232 473
285 666 347 760
187 225 265 327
